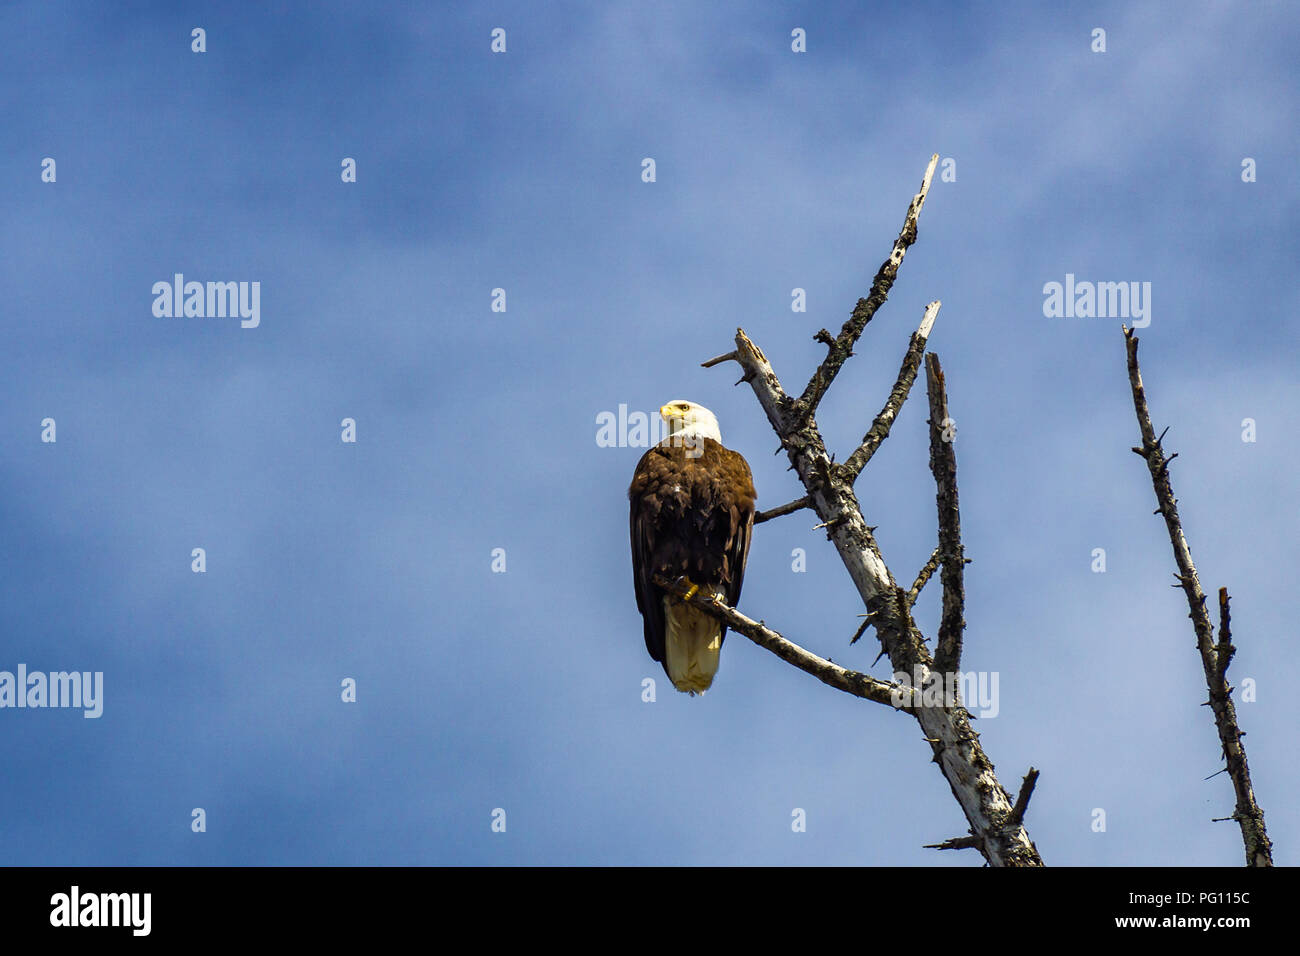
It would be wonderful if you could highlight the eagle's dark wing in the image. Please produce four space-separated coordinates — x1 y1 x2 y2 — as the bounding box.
629 457 667 663
719 451 756 621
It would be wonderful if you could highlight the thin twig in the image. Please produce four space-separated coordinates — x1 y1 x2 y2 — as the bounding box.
849 614 872 646
1009 768 1039 827
907 547 942 607
925 834 982 851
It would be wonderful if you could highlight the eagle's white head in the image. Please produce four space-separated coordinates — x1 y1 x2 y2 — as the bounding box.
659 399 722 444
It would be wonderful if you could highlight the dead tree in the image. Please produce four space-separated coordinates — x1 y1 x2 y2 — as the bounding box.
663 154 1043 866
1124 328 1274 867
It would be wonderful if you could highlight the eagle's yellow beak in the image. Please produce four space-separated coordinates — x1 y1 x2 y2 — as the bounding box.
659 402 689 421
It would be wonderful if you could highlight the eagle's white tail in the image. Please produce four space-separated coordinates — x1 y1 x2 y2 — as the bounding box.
663 587 726 695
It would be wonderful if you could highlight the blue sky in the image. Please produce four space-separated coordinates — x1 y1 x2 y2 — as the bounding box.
1 1 1296 865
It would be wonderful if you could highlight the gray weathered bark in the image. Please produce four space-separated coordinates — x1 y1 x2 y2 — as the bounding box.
691 156 1042 866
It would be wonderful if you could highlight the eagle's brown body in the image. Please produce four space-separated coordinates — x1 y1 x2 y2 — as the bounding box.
629 436 756 693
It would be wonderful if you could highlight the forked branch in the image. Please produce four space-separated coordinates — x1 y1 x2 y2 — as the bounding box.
702 157 1041 867
791 155 938 427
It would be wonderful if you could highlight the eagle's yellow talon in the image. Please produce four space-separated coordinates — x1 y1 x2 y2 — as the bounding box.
676 576 700 602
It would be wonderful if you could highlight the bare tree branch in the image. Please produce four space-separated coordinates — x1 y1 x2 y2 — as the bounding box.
1216 587 1236 686
754 495 812 525
907 547 942 607
791 154 939 427
700 350 739 369
926 353 966 675
1124 327 1273 868
651 574 917 709
924 834 981 852
1009 768 1040 827
842 300 941 482
849 613 873 646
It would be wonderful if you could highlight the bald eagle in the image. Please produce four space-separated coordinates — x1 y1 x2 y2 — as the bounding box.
628 400 756 694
